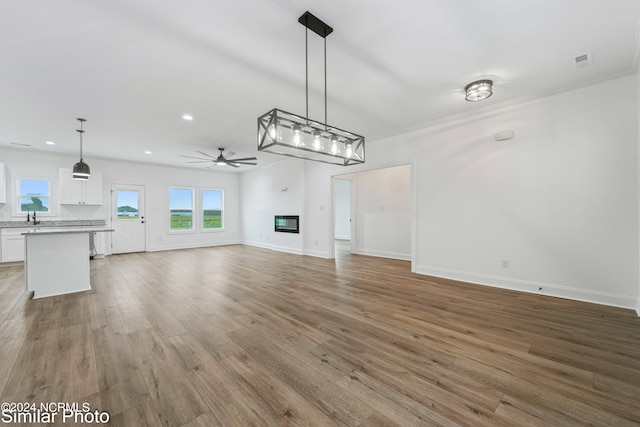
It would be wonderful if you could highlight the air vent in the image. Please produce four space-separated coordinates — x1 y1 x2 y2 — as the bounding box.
575 52 592 68
9 142 31 147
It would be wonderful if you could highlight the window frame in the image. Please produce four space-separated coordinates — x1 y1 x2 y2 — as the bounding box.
168 186 195 233
201 188 224 232
15 176 54 217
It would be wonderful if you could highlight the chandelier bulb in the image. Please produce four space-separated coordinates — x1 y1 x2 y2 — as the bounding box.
345 143 353 158
312 131 322 151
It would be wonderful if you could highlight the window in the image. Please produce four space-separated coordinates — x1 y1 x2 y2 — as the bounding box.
18 178 50 214
116 191 139 220
169 187 194 231
202 189 223 230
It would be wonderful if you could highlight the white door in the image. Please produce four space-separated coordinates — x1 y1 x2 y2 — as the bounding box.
111 184 146 254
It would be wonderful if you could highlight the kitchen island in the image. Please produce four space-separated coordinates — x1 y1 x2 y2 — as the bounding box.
22 228 114 299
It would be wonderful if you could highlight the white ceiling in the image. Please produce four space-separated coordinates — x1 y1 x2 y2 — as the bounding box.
2 0 640 172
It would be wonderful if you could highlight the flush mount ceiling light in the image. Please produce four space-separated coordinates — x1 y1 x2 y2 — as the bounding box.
465 79 493 102
72 118 91 180
257 11 364 166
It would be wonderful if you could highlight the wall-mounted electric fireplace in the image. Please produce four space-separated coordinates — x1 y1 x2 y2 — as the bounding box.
274 215 299 233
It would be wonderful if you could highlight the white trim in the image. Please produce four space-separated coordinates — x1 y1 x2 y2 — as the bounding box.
241 240 273 250
242 240 309 256
304 248 331 258
415 265 638 310
147 240 240 252
636 298 640 317
335 234 350 240
269 244 303 256
356 248 411 261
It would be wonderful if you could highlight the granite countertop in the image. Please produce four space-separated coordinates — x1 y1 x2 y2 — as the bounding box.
0 220 106 229
22 228 114 236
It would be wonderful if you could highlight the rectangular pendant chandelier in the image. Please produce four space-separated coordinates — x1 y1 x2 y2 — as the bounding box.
257 108 364 166
257 11 365 166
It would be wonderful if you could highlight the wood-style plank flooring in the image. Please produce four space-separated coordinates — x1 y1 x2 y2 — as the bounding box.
1 244 639 426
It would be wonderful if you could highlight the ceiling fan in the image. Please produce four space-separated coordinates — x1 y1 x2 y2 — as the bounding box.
181 148 257 168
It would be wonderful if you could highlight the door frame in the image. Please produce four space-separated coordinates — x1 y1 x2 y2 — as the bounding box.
110 183 147 254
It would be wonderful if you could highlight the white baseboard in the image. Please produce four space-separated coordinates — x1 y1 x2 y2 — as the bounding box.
304 248 331 258
415 265 638 311
242 241 304 256
147 240 241 252
241 240 272 250
355 248 411 261
636 298 640 317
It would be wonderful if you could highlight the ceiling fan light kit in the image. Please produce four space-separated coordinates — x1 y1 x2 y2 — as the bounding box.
257 11 365 166
464 79 493 102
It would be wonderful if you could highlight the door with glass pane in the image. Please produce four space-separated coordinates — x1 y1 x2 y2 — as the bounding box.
111 184 146 254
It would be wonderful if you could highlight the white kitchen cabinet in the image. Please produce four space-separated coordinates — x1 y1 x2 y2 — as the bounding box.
59 169 103 205
1 228 27 262
0 163 6 204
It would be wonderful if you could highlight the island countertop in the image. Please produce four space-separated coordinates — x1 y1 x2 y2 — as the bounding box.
0 220 106 229
22 228 114 236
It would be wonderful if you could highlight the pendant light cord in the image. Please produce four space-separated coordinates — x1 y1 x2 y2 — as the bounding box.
305 25 308 122
324 36 327 128
303 14 329 127
77 118 86 160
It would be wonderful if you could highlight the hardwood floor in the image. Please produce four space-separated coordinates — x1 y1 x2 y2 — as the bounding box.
1 244 639 426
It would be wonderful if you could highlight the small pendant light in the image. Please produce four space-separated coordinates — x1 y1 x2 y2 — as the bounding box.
72 118 91 180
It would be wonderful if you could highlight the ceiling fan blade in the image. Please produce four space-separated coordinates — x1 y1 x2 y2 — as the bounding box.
226 162 240 168
229 157 257 162
229 161 257 166
180 155 211 160
196 150 217 159
225 151 236 159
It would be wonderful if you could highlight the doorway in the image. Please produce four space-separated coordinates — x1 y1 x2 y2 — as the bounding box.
111 184 146 254
334 178 353 256
332 165 412 264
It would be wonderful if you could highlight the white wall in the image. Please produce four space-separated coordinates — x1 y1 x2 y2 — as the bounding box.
411 76 639 309
334 179 351 240
0 149 241 252
240 158 306 254
637 68 640 316
242 74 639 310
352 165 411 260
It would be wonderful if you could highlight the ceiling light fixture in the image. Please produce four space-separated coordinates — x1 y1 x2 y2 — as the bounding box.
72 118 91 180
257 11 364 166
182 114 193 121
465 79 493 102
144 150 152 154
45 141 56 145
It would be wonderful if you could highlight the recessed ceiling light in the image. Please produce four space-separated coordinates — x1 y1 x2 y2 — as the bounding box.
45 141 56 145
144 150 152 154
182 114 194 121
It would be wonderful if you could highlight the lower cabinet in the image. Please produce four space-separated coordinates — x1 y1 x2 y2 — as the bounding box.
1 228 27 262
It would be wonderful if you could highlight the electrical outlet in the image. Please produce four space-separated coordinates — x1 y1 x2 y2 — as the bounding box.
501 259 509 268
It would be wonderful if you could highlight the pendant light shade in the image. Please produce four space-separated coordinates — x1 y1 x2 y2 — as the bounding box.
73 118 91 180
72 159 90 179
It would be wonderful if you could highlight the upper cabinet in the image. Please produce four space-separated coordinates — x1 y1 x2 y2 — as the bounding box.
0 163 6 204
59 169 103 205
